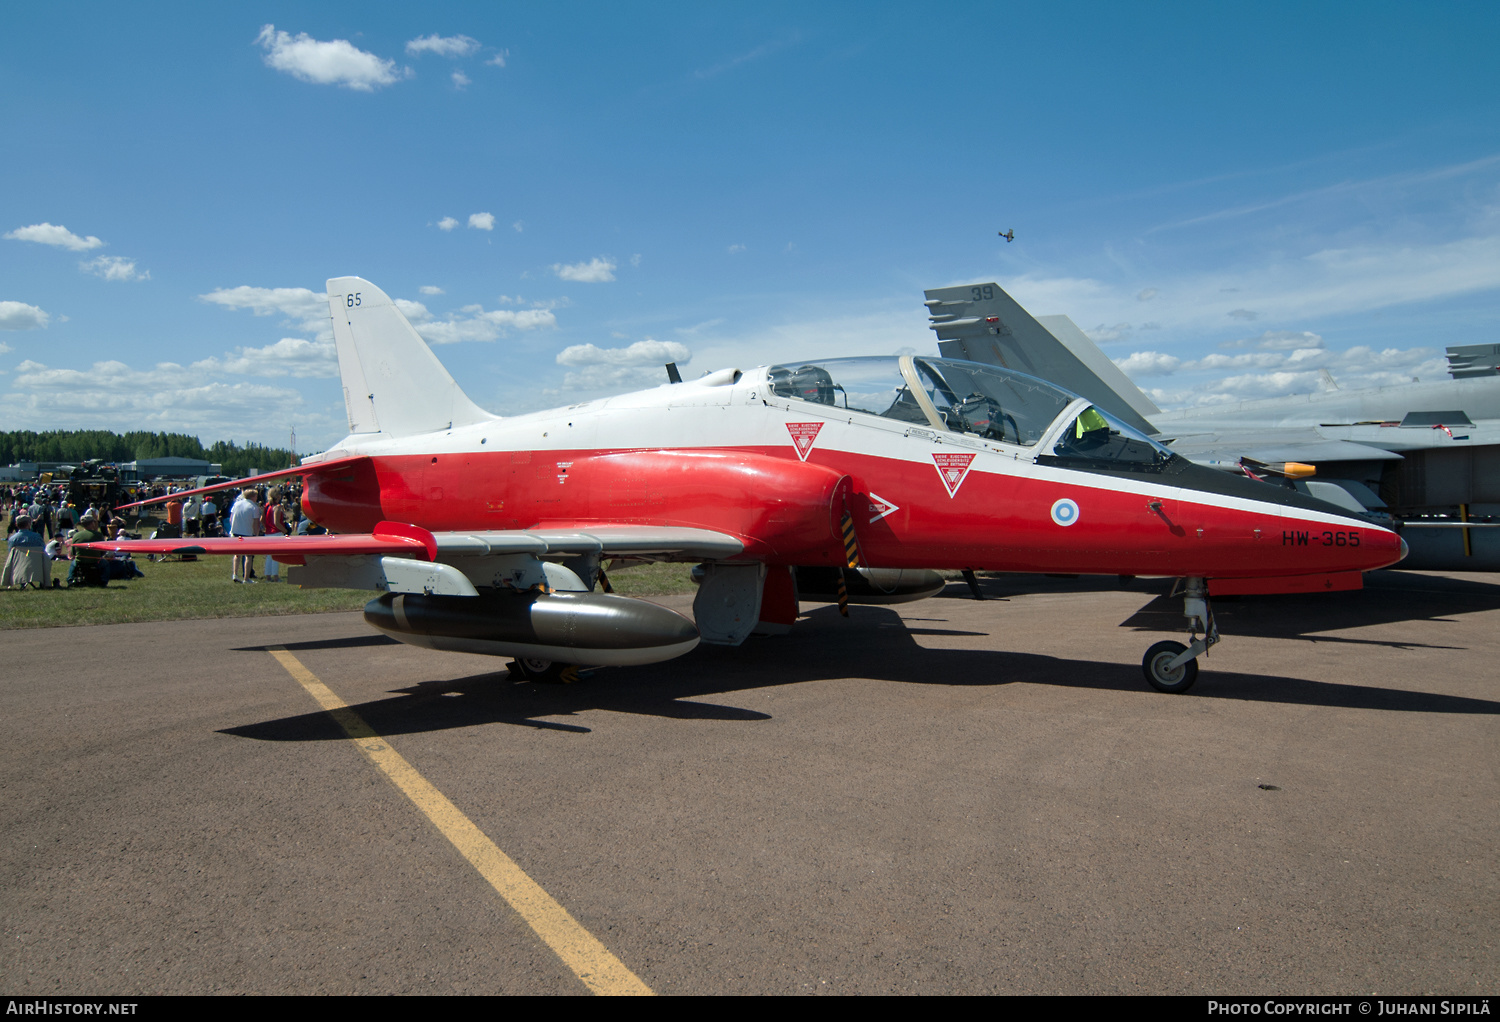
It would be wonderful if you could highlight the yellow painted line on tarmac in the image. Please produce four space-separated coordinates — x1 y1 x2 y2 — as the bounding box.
267 647 653 997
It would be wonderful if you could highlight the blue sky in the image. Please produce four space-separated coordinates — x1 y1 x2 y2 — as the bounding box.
3 3 1498 450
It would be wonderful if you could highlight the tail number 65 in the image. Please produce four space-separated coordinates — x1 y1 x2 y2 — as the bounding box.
346 293 362 308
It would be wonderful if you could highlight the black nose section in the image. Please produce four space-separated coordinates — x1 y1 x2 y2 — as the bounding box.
1167 459 1373 521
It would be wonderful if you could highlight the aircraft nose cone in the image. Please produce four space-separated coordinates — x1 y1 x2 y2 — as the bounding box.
1399 535 1409 562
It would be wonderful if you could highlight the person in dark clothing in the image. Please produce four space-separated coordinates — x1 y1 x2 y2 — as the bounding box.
67 514 105 587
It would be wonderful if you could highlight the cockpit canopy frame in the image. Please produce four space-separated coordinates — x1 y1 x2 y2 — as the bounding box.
765 355 1078 448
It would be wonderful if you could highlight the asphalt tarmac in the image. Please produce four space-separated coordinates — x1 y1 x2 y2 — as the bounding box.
3 569 1498 995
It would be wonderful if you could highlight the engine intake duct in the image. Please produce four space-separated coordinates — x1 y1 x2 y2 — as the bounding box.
365 590 699 666
795 566 947 605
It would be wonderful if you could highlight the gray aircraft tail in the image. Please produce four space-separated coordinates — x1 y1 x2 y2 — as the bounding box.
924 283 1160 435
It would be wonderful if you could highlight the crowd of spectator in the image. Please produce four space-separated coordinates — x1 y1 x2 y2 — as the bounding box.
2 478 321 590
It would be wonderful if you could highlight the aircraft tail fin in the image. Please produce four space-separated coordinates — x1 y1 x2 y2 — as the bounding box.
325 276 494 437
924 283 1160 434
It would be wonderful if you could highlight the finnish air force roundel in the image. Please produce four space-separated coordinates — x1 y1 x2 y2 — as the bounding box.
1050 498 1080 526
786 422 824 461
931 452 976 497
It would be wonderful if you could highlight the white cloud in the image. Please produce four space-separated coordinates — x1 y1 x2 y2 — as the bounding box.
255 25 407 91
0 301 49 330
1113 351 1181 375
1227 308 1259 321
558 365 675 390
552 257 616 283
727 244 746 254
486 51 508 68
405 34 480 58
0 357 341 443
1220 329 1324 351
1137 288 1159 301
1131 342 1445 408
512 220 524 233
405 302 556 344
418 285 445 295
437 216 459 231
4 223 104 252
630 253 642 267
556 339 691 367
393 298 430 321
688 305 933 375
80 255 148 282
192 338 339 379
199 285 329 335
555 339 692 390
468 212 495 231
452 71 470 89
1002 233 1500 342
1087 323 1134 342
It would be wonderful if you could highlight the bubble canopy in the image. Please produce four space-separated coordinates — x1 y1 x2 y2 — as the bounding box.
765 355 1078 447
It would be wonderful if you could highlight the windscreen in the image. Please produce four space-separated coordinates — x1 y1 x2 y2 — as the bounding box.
912 358 1075 446
1044 406 1178 470
767 356 1079 446
767 358 929 424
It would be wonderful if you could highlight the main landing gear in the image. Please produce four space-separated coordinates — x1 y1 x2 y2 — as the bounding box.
1141 577 1218 694
507 658 582 683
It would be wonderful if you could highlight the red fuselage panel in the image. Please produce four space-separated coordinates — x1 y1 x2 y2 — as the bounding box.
302 444 1399 578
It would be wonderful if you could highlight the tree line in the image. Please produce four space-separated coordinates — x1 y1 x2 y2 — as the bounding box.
0 431 298 477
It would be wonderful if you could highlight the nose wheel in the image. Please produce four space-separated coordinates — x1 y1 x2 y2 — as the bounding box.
1141 577 1217 693
1143 640 1199 693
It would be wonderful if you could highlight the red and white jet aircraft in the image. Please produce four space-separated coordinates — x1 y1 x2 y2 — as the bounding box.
94 277 1408 693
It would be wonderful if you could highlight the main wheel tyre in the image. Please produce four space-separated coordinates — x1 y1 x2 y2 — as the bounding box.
509 657 568 683
1142 640 1199 694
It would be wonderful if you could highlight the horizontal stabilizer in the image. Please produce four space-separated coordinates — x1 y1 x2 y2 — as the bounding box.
82 522 744 564
77 520 436 562
116 454 371 510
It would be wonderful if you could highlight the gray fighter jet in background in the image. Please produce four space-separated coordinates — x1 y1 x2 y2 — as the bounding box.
924 282 1500 571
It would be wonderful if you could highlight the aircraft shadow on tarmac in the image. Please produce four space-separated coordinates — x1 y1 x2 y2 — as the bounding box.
955 569 1500 649
223 588 1500 744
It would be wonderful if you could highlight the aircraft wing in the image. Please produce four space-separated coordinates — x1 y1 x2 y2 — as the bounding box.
1161 431 1404 467
117 454 370 509
76 522 743 563
430 526 743 559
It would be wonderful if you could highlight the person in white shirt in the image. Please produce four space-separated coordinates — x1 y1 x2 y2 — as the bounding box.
227 490 262 583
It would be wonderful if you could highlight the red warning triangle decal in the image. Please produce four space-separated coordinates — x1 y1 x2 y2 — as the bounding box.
786 422 824 461
931 452 976 497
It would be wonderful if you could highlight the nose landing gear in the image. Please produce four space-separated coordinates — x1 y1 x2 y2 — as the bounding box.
1142 577 1218 693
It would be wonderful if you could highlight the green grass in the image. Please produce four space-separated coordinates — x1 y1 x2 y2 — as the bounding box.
601 561 697 597
0 554 698 630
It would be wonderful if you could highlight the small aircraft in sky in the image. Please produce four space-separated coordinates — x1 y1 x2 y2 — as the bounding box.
91 277 1407 693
